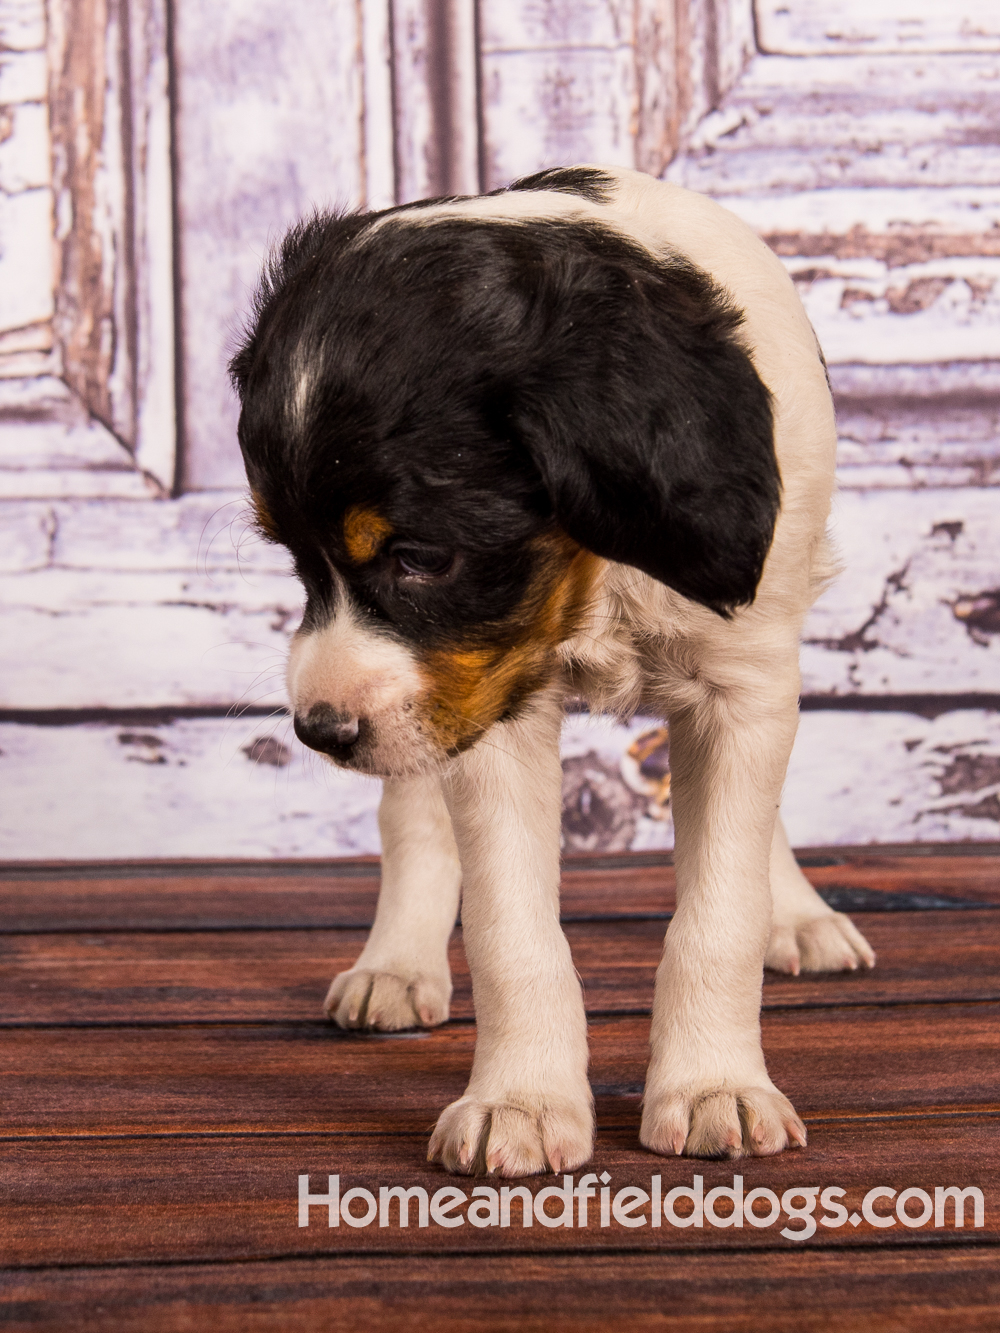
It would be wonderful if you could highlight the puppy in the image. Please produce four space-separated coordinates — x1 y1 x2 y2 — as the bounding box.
230 165 875 1178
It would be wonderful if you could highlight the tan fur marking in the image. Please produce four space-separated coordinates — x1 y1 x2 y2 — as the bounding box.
343 505 393 564
419 532 601 754
251 492 280 543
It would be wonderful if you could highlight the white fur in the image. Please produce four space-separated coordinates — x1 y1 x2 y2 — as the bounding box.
325 773 462 1029
289 167 875 1174
287 594 433 777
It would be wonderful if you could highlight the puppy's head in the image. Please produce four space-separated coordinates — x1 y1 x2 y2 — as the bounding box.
230 171 779 776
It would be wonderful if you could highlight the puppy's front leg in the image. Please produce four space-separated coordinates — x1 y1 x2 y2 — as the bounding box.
428 689 593 1177
641 675 808 1159
325 773 461 1030
766 816 875 974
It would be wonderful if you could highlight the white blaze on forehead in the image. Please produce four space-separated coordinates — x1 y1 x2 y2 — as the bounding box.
289 339 318 434
287 596 426 719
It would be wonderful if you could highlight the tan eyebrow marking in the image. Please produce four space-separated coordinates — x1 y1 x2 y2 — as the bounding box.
343 505 393 564
251 491 281 542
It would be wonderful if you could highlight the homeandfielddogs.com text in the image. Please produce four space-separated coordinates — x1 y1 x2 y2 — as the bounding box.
299 1174 985 1240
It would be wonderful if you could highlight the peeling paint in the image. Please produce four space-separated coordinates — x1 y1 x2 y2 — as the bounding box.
952 589 1000 644
560 751 644 853
766 227 1000 268
885 276 951 314
935 750 1000 795
241 735 292 768
940 792 1000 823
117 730 167 765
930 520 964 541
804 563 910 654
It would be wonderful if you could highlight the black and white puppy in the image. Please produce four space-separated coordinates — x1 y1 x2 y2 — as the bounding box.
231 165 875 1178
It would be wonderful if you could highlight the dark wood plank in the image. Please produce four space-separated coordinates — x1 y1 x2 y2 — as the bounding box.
2 912 998 1024
1 1117 996 1267
0 865 678 931
0 928 382 962
573 911 1000 1013
0 863 677 931
1 1006 997 1137
806 854 1000 906
2 850 996 1324
0 929 380 1026
4 1249 1000 1333
4 850 997 932
0 873 383 933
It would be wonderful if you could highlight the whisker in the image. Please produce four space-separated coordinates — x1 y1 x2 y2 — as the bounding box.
197 497 248 577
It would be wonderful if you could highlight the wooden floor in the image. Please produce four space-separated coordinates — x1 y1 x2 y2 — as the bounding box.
2 847 999 1330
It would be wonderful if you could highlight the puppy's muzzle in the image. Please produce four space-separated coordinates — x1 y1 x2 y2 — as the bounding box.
294 702 364 761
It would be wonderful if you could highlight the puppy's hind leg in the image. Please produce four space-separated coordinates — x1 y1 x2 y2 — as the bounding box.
765 816 875 975
325 773 462 1031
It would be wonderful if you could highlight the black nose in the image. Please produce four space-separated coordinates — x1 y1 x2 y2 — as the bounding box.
294 703 363 758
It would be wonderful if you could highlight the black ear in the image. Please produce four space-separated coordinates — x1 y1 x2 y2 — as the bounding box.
507 225 780 617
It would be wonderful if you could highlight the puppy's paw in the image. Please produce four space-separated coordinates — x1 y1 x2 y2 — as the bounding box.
640 1086 806 1160
427 1094 594 1177
766 912 875 976
324 967 450 1031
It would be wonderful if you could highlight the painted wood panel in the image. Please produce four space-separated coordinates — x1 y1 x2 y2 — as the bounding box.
125 0 177 489
667 53 1000 195
800 489 1000 697
756 0 1000 57
1 0 176 489
479 0 755 189
480 0 638 48
718 186 1000 265
0 186 55 335
0 583 299 708
360 0 396 210
1 487 997 710
46 0 135 441
392 0 480 200
833 397 1000 491
481 43 638 185
172 0 367 491
793 255 1000 366
0 2 53 364
0 0 997 862
2 707 999 859
478 0 638 187
45 490 289 573
0 378 154 499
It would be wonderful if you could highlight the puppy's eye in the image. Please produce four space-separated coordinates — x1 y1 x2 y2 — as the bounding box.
391 544 455 578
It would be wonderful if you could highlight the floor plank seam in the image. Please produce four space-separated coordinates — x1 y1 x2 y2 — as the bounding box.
0 924 383 935
3 1236 998 1278
3 1108 997 1145
5 993 1000 1032
6 902 1000 933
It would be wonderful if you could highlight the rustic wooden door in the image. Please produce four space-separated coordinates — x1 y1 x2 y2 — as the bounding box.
2 0 998 858
664 0 1000 843
172 0 756 491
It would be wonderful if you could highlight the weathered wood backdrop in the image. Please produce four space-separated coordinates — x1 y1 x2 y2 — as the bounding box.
0 0 998 857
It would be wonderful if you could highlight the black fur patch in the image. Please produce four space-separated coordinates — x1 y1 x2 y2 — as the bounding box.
502 167 616 203
231 204 779 634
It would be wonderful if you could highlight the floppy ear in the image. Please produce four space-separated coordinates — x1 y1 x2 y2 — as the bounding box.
507 229 781 617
